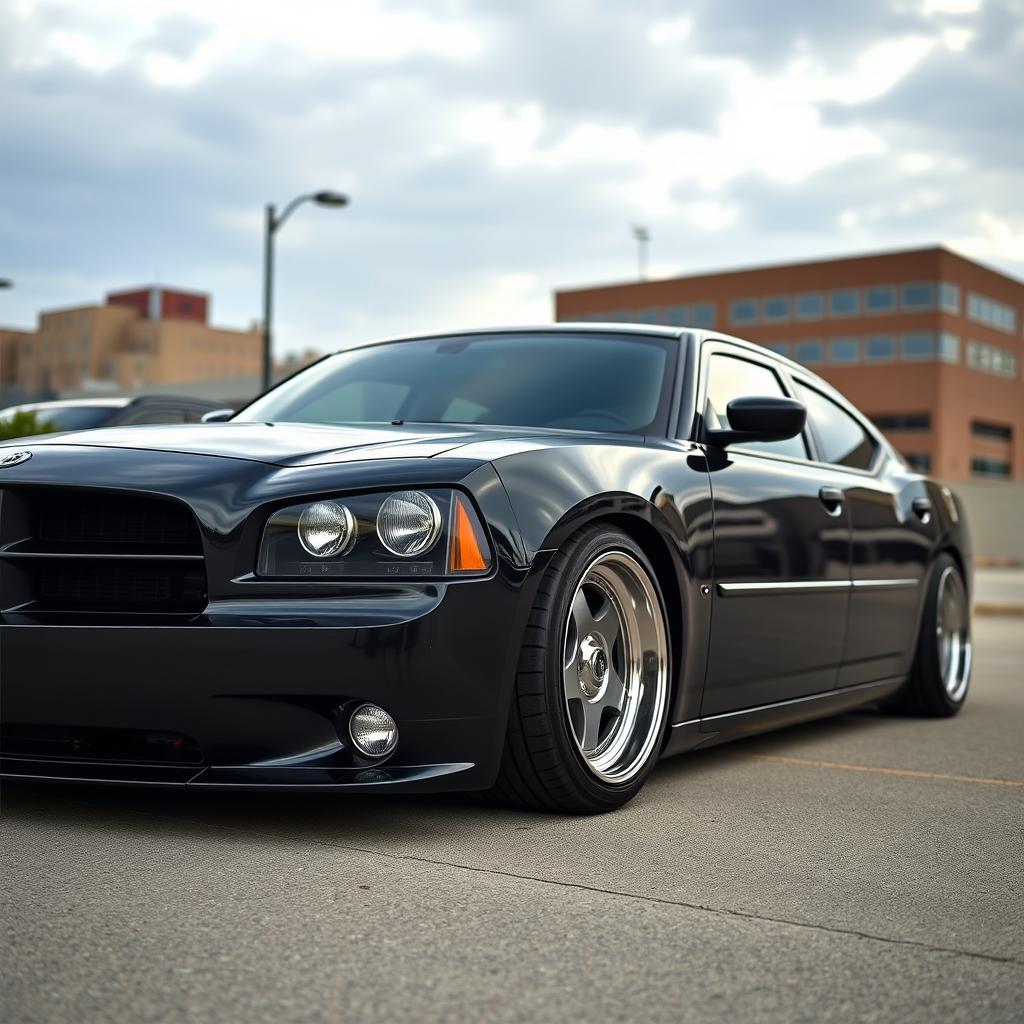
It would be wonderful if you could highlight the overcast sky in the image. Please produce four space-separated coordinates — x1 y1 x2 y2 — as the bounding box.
2 0 1022 354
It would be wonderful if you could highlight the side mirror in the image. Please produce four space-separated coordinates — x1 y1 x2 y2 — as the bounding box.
705 395 806 447
201 408 235 423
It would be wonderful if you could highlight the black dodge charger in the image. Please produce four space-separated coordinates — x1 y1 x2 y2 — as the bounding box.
0 326 972 813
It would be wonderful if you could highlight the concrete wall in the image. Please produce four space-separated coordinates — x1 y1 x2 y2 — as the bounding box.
945 480 1024 562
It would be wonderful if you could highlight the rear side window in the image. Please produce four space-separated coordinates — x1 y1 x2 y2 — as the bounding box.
704 353 807 460
794 382 877 470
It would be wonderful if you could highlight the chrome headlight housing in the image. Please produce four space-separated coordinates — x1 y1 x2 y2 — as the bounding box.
257 488 492 579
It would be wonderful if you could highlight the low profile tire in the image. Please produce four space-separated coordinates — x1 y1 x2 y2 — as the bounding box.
491 526 672 814
894 553 972 717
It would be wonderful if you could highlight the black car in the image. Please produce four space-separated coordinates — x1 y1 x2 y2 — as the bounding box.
0 327 972 813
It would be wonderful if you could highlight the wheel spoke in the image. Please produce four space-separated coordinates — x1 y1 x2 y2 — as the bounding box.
593 592 622 651
602 666 626 712
579 698 604 752
563 659 581 703
571 588 598 641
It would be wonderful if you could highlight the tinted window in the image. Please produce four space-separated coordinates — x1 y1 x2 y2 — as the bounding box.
705 354 807 459
794 383 877 470
120 408 189 425
237 333 674 434
35 406 121 432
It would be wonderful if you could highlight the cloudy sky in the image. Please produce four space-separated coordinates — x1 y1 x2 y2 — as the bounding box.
2 0 1022 354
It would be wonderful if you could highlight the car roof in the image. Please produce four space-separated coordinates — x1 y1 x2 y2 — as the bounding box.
2 398 132 414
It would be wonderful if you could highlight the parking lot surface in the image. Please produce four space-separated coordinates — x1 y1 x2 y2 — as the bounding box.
3 617 1022 1023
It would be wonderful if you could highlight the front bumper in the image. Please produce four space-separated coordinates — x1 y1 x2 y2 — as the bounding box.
0 572 531 792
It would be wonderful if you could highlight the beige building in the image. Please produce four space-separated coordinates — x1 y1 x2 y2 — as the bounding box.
3 286 261 401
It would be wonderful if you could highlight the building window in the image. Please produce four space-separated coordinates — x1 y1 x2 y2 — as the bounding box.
795 293 824 320
762 296 790 322
871 412 931 432
765 342 790 356
864 286 896 313
903 452 932 472
938 332 960 364
665 304 689 326
828 337 860 364
794 340 823 365
864 334 896 362
971 456 1011 478
829 289 860 317
639 307 661 324
692 302 716 328
611 310 634 322
939 282 960 313
967 340 1019 378
901 282 936 311
972 420 1012 441
967 292 1017 333
901 332 936 361
730 299 758 325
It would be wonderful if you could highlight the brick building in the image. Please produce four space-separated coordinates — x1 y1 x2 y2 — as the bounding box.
555 246 1023 482
2 286 261 401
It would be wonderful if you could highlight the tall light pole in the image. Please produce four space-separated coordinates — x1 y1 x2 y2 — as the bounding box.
262 190 349 392
631 224 650 280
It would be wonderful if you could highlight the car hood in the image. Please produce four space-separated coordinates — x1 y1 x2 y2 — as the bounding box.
2 421 633 467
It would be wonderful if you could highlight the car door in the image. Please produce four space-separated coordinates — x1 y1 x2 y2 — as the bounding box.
696 343 853 717
788 377 937 687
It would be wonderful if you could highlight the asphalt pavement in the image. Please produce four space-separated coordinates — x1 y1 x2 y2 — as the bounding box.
2 616 1022 1023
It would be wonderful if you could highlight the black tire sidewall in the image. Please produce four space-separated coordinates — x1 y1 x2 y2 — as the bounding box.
910 553 970 715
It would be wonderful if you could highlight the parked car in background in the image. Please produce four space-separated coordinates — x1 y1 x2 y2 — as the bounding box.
0 396 229 439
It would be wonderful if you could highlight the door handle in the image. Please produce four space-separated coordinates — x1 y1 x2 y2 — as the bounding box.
912 497 933 523
819 487 844 516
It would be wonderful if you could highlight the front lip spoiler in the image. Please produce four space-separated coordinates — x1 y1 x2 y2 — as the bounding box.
0 757 475 792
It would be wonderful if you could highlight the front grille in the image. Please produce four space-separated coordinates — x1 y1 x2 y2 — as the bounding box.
37 492 199 553
0 488 207 616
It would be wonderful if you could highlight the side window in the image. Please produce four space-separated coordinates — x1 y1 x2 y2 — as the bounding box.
704 353 807 459
794 383 877 470
123 408 188 425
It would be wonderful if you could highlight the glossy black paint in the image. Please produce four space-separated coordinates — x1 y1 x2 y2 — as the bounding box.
0 326 971 791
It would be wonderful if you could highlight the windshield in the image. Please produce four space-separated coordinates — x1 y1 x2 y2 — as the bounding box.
237 332 675 434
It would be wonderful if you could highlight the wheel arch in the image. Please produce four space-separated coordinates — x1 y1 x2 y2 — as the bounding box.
529 494 706 729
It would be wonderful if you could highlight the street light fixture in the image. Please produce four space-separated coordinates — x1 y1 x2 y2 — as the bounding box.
262 190 349 391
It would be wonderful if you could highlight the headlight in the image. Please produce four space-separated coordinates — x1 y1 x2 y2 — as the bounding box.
256 488 492 579
376 491 442 557
297 501 357 558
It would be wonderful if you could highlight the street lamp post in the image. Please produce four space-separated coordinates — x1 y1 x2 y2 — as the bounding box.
631 225 650 280
261 190 349 392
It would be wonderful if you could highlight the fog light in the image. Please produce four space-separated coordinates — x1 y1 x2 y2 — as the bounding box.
348 703 398 759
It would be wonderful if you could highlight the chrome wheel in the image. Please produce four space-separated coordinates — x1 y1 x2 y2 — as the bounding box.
562 550 669 783
936 566 971 702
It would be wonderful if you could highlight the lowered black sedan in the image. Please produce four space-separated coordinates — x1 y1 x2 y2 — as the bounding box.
0 327 971 812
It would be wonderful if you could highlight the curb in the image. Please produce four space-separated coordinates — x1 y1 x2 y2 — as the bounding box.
973 602 1024 617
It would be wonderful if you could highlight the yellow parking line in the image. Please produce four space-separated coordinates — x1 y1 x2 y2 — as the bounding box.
726 752 1024 788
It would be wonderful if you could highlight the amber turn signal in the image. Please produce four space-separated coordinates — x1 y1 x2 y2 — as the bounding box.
449 494 490 572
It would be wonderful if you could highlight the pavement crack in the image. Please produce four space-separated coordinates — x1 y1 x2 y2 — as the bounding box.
26 790 1024 971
